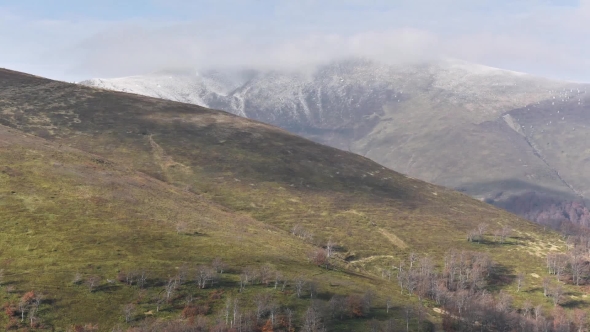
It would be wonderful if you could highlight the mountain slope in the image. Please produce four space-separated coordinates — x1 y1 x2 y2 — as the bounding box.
0 68 575 329
0 119 324 326
81 59 590 227
0 67 555 255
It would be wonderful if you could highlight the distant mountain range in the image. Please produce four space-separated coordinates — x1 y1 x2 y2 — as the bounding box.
81 58 590 229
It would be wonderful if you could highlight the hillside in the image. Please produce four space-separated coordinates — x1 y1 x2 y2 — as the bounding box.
82 59 590 228
0 68 582 330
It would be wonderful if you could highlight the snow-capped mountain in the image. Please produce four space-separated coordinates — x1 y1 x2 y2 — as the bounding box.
83 58 559 128
81 58 590 228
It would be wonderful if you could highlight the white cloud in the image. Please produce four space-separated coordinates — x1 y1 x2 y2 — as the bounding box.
1 1 590 82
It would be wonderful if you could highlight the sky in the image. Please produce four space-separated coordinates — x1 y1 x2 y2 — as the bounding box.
0 0 589 82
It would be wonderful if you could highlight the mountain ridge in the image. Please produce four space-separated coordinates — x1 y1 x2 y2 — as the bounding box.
80 58 590 229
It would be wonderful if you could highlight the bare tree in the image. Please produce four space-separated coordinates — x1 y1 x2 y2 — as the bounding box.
291 224 303 236
137 270 148 289
292 224 314 241
397 269 406 294
536 317 552 332
542 277 550 297
386 297 392 314
18 291 35 323
212 257 228 274
329 295 346 320
177 264 190 285
239 273 248 292
547 253 558 275
273 271 283 290
409 252 418 269
550 284 564 306
301 303 325 332
280 277 288 292
555 254 568 281
286 308 294 332
496 291 513 313
454 289 469 315
326 238 336 258
260 264 274 286
362 290 375 315
383 319 398 332
500 226 512 244
28 302 39 327
176 221 188 234
268 302 279 326
123 303 135 323
243 266 260 285
294 276 306 298
403 306 413 332
516 272 525 292
302 229 314 242
154 293 166 312
493 229 501 243
404 270 418 295
382 268 393 281
522 300 533 318
18 300 28 323
72 272 82 284
224 297 232 326
254 293 271 321
32 293 43 310
309 281 318 299
534 305 543 321
164 277 177 301
184 293 194 307
574 309 587 332
467 230 477 243
570 252 585 286
415 302 425 330
232 298 240 328
195 265 216 289
477 223 488 243
126 270 138 286
86 275 101 293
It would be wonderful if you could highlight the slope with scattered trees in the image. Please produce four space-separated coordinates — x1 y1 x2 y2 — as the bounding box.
0 68 587 330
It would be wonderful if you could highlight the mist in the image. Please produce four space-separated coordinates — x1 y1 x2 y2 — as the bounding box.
1 0 589 82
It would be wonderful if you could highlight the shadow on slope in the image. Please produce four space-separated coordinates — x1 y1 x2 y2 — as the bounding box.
461 179 590 230
0 68 418 205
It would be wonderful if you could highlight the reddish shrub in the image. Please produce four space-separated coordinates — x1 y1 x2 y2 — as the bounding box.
182 305 209 318
308 248 328 267
3 302 16 317
208 290 223 300
181 306 199 319
21 291 35 303
116 271 127 283
261 319 273 332
345 295 365 318
5 318 18 330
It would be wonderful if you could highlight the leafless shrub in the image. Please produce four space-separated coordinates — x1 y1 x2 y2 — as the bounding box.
86 275 101 292
123 303 135 323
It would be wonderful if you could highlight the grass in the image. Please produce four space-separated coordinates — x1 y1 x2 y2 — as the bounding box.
0 121 411 329
0 68 585 329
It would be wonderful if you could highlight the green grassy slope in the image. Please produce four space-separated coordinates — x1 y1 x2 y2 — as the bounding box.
0 69 580 329
0 123 336 326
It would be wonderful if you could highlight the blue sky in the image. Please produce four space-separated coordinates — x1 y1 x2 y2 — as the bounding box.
1 0 589 81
